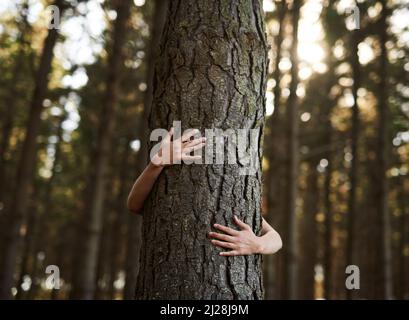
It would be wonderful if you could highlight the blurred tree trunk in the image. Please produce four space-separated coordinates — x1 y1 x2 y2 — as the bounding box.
94 163 124 300
27 112 66 299
123 0 168 300
399 176 408 299
0 0 65 299
298 161 319 299
263 0 287 300
283 0 301 300
15 201 37 300
322 126 334 300
322 45 336 301
70 0 131 300
94 199 112 299
0 1 30 204
346 27 361 300
124 212 142 299
136 0 268 299
377 0 393 299
108 137 132 299
50 223 71 300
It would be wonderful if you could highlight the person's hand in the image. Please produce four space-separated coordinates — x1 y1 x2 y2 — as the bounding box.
151 127 206 167
209 216 262 256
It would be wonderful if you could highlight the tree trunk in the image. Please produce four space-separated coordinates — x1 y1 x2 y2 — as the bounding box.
399 176 408 299
323 114 334 300
15 201 37 300
322 43 336 301
0 0 65 299
94 200 112 299
123 212 142 299
70 0 131 300
283 0 301 300
377 0 393 300
346 27 361 301
135 0 268 299
263 0 287 300
27 112 66 299
0 0 31 204
298 162 319 299
108 137 132 299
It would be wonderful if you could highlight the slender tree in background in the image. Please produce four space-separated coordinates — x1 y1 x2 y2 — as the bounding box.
298 160 319 299
320 5 341 298
16 109 66 299
0 0 65 299
70 0 132 299
399 174 408 299
322 62 335 299
15 200 37 300
283 0 301 300
377 0 393 299
107 136 132 299
0 1 31 204
263 0 287 300
346 20 361 301
136 0 268 299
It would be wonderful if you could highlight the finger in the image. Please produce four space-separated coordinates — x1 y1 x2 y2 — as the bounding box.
183 137 206 148
163 127 174 144
220 250 241 257
233 216 250 231
180 129 201 143
208 232 236 242
210 239 236 249
213 223 239 236
181 155 202 162
183 142 206 154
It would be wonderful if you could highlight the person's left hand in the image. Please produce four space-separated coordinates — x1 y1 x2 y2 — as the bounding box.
208 216 261 256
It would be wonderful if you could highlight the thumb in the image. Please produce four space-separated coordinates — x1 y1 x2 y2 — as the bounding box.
234 215 250 231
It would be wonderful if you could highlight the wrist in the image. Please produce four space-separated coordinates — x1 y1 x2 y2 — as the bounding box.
254 237 265 254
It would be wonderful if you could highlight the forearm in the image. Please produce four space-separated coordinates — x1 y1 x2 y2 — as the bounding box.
127 162 163 213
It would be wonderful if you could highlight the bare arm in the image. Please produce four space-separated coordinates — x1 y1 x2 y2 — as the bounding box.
127 127 206 214
127 162 164 214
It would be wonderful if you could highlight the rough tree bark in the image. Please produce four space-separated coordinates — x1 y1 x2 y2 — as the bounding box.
135 0 268 299
70 0 131 299
0 0 65 299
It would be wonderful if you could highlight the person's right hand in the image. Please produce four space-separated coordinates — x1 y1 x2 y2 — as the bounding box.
151 127 206 167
